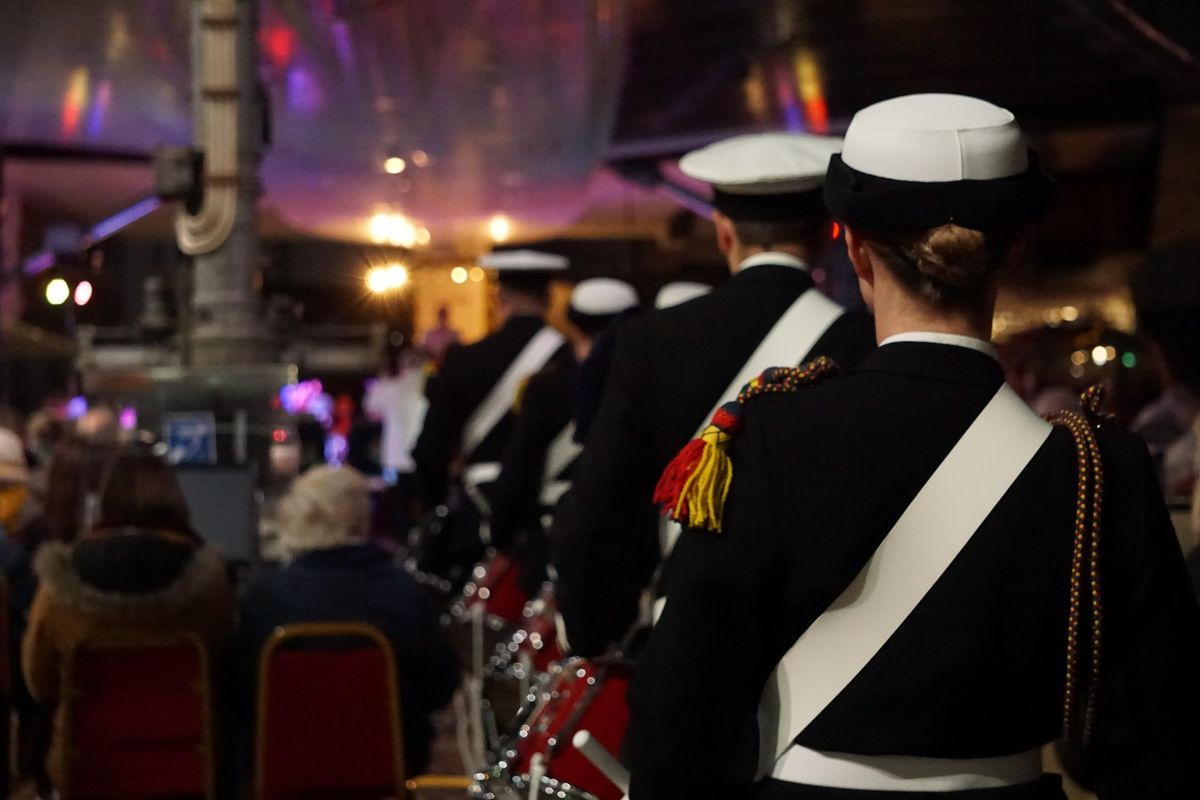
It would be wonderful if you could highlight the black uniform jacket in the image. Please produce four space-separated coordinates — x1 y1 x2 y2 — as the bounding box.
413 314 570 507
553 263 876 655
627 342 1200 800
490 357 578 555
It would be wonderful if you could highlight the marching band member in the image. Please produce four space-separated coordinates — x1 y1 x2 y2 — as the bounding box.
653 280 712 310
412 250 572 581
553 133 876 656
627 94 1200 799
490 278 640 595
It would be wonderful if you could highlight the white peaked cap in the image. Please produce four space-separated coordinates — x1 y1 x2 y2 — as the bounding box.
654 281 712 310
679 133 844 195
478 249 569 271
841 94 1028 182
570 278 639 315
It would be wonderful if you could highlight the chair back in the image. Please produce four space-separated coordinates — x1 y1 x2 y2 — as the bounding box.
255 622 406 800
61 630 214 800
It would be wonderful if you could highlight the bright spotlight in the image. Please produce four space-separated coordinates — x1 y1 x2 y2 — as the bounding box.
46 279 70 306
488 214 511 243
368 212 418 247
1091 345 1108 366
451 266 469 284
384 156 406 174
74 280 94 306
367 263 409 294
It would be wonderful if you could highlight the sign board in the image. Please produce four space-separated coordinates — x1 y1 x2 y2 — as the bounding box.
164 411 218 465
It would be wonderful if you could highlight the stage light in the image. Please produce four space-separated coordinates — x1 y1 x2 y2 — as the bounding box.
74 280 94 306
368 212 417 248
367 263 409 294
46 279 70 306
451 266 469 284
1091 345 1108 366
488 214 511 243
384 157 406 174
1061 305 1079 322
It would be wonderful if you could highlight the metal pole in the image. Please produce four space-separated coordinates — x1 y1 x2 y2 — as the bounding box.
185 0 271 366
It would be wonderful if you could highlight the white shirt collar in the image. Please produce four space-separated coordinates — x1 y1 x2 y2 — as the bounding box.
879 331 1000 362
737 251 809 273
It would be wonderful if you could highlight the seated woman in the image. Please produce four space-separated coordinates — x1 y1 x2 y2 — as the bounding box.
240 465 459 775
21 450 235 790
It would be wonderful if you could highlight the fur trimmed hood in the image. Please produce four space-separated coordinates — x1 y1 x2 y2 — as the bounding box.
34 539 228 618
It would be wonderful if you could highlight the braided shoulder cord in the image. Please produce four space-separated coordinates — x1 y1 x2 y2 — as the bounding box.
1045 384 1110 745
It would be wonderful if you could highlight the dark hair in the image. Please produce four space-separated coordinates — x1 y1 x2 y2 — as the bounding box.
497 273 552 303
856 223 1021 314
732 218 828 255
40 437 91 545
94 451 196 538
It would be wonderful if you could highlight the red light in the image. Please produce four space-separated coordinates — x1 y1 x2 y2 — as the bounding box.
804 96 829 134
261 26 297 69
272 429 287 443
831 222 841 240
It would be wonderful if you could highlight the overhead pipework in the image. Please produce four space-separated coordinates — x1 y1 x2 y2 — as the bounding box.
176 0 240 256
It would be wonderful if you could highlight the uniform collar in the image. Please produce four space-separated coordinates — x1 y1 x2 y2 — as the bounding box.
737 251 809 273
880 331 999 362
860 337 1005 390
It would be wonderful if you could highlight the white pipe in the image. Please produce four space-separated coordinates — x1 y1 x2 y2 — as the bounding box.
527 753 547 800
571 730 631 793
176 0 239 255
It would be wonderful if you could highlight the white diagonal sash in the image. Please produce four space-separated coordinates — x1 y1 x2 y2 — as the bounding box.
658 288 844 558
461 326 565 461
540 422 582 507
756 383 1052 776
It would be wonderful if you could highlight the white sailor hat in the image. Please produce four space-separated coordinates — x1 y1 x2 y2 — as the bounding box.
654 281 712 310
679 133 843 221
568 277 639 334
824 93 1053 231
478 249 569 272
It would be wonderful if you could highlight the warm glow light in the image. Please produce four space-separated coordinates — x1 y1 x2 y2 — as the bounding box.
74 280 93 306
1061 305 1079 322
368 212 417 248
831 222 841 240
793 48 828 133
366 263 409 294
1070 350 1088 367
384 157 406 174
415 227 431 246
61 67 90 137
451 266 469 284
1091 345 1109 366
469 267 486 283
412 150 430 167
46 279 70 306
488 214 511 243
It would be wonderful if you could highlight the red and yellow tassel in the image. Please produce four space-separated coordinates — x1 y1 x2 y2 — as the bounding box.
654 357 838 533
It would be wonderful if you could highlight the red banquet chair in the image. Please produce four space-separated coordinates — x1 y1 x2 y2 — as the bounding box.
255 622 470 800
59 631 215 800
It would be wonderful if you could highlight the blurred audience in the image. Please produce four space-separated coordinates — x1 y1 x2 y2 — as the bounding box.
363 342 428 541
21 451 234 791
421 306 460 369
239 465 458 774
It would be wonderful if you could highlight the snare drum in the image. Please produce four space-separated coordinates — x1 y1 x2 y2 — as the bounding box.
452 552 532 631
494 586 566 679
476 658 631 800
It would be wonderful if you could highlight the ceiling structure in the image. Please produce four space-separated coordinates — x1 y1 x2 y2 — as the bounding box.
0 0 1198 258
